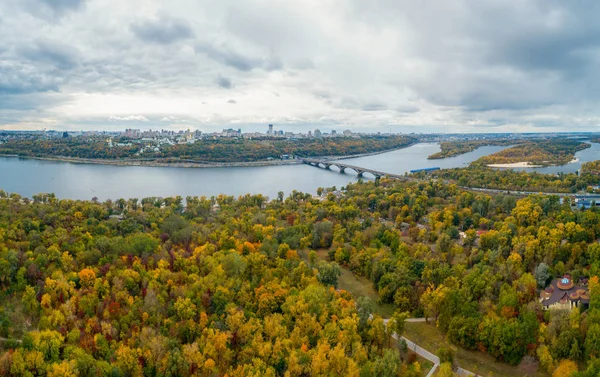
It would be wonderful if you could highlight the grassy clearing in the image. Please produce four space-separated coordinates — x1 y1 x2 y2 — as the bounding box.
310 249 396 318
404 322 547 377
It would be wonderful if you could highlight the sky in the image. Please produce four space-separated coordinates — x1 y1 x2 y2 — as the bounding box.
2 0 600 133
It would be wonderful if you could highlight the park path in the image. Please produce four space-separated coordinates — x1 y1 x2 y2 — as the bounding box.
383 318 477 377
401 335 440 377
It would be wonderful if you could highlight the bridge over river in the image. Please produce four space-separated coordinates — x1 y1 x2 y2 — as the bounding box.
302 158 407 179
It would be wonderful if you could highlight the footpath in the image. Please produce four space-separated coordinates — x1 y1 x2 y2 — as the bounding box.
382 318 478 377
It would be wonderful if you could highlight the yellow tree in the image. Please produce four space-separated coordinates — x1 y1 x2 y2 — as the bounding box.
552 359 577 377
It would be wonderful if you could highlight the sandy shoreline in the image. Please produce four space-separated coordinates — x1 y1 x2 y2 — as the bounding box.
487 162 542 168
488 157 580 168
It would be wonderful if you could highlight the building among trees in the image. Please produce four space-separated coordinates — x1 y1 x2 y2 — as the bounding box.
539 275 590 310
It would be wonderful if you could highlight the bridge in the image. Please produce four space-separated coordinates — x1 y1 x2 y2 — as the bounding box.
302 158 406 179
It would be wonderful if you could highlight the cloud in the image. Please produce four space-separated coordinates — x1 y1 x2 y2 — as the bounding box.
217 75 233 89
131 14 194 44
39 0 85 12
362 102 387 112
0 62 62 94
109 115 149 121
19 39 80 69
195 42 259 71
227 99 237 104
195 42 283 72
3 0 600 132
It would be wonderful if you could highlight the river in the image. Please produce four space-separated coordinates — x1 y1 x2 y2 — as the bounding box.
0 142 590 201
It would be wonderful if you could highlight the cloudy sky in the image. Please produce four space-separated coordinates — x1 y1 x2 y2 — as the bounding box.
2 0 600 133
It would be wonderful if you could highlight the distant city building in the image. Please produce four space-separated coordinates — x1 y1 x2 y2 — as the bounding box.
314 129 322 138
343 129 352 137
221 128 242 137
124 129 141 138
268 124 274 136
62 132 69 138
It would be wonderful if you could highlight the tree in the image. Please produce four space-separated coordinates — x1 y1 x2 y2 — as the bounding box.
316 261 341 288
30 330 64 362
584 324 600 359
78 268 96 288
420 284 450 322
553 359 578 377
356 297 373 329
437 362 457 377
535 263 550 288
389 311 409 339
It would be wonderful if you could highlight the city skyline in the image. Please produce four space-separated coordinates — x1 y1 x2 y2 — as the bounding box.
3 1 600 133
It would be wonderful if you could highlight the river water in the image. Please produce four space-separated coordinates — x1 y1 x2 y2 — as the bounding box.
0 142 593 200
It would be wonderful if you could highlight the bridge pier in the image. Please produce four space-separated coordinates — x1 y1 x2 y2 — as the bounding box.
356 170 364 177
339 166 346 173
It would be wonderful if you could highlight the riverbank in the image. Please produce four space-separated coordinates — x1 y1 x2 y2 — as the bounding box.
0 154 305 168
0 143 417 169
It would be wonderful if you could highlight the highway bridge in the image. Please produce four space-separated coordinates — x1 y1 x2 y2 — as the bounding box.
302 158 406 179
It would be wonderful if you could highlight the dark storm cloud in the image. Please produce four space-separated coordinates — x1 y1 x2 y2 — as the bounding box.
131 14 194 44
217 75 233 89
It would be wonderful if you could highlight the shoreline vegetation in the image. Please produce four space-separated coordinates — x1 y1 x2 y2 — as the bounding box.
0 135 415 166
427 139 514 159
0 143 416 169
415 159 600 194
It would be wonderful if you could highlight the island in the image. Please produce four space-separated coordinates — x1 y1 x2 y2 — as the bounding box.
470 140 589 168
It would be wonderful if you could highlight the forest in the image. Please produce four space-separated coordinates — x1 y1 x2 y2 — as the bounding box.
0 174 600 376
427 140 514 160
471 140 590 167
0 136 414 163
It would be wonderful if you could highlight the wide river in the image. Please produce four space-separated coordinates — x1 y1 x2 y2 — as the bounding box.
0 142 596 200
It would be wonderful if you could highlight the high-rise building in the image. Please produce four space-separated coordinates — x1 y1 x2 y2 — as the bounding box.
314 129 322 138
268 124 274 136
